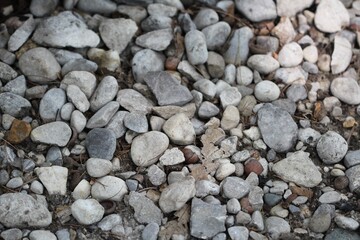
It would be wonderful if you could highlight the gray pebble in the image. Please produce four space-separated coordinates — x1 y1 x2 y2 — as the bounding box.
202 21 231 50
132 49 165 83
39 88 66 122
123 111 148 133
142 223 159 240
317 131 348 164
85 128 116 160
61 59 98 76
185 30 208 65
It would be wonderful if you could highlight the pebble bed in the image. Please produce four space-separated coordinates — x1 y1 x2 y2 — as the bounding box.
1 0 360 239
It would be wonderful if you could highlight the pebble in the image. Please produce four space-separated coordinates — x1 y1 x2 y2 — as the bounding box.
131 131 169 167
49 48 83 66
31 122 72 147
331 36 352 74
228 226 249 240
330 77 360 105
309 204 333 233
159 176 196 213
72 179 91 200
35 166 68 195
298 128 321 146
147 165 166 186
257 103 298 152
29 230 57 240
202 21 231 50
5 119 32 144
303 45 318 63
86 158 112 178
277 0 314 17
30 180 44 194
254 80 280 102
97 214 122 231
106 111 128 138
265 216 291 239
61 58 98 76
224 27 254 65
286 84 307 102
91 176 128 201
235 0 277 22
148 3 177 17
136 28 173 51
221 105 240 131
3 75 26 97
216 162 236 181
61 71 96 99
116 89 154 114
314 0 350 33
178 13 196 33
319 191 341 204
141 15 172 32
87 48 120 72
190 197 227 239
193 79 217 100
87 101 119 129
334 215 359 230
123 111 148 133
247 54 279 74
193 8 218 29
70 110 87 133
66 84 90 112
85 128 116 160
163 113 196 145
1 228 23 240
77 0 116 14
90 76 119 112
185 30 208 65
129 192 163 225
278 42 303 67
198 101 220 119
219 87 242 109
344 150 360 168
275 66 308 84
221 176 250 199
207 51 225 78
0 62 17 81
0 193 52 227
39 88 66 122
325 228 360 240
227 198 241 214
117 5 147 23
195 180 220 197
142 223 160 240
32 11 100 48
316 131 348 164
7 15 36 52
236 66 253 86
132 49 165 83
30 0 58 17
159 148 185 166
71 199 104 225
345 165 360 193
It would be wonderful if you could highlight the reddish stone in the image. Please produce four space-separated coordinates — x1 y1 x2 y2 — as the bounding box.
5 119 32 144
244 159 264 175
165 57 180 71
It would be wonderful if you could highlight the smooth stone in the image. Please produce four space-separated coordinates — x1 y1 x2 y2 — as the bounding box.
235 0 277 22
193 8 219 29
32 11 100 48
331 36 352 74
29 230 57 240
86 158 112 178
278 42 303 67
71 199 104 225
87 101 119 129
330 77 360 105
136 28 173 51
61 58 98 76
49 48 83 66
221 176 250 199
221 105 240 131
178 13 197 33
254 80 280 102
227 198 241 214
1 228 23 240
0 48 16 65
30 180 44 194
117 5 147 23
162 113 196 145
72 179 91 200
148 3 177 17
185 30 208 65
345 165 360 193
70 110 87 133
61 71 96 98
129 192 163 225
275 66 308 84
272 151 322 188
0 92 31 117
216 162 236 181
207 51 225 78
90 76 118 112
228 226 249 240
66 85 90 112
177 60 204 81
131 131 169 167
0 62 17 82
344 150 360 168
286 84 307 102
142 223 160 240
31 122 71 147
132 49 165 83
198 101 220 119
35 166 68 195
141 15 172 32
277 0 314 17
85 128 116 160
123 112 148 133
334 216 360 230
202 21 231 50
264 193 283 207
106 111 129 138
247 55 279 74
99 18 137 54
325 228 360 240
219 87 242 109
77 0 117 14
193 79 216 100
30 0 58 17
316 131 348 164
257 103 298 152
190 198 227 239
319 191 341 204
236 66 253 86
39 88 66 122
303 45 318 63
2 75 26 97
159 148 185 166
6 177 23 189
144 71 193 106
265 216 291 239
309 204 333 233
91 176 128 201
116 89 154 114
97 214 122 231
7 15 36 52
159 176 196 213
315 0 350 33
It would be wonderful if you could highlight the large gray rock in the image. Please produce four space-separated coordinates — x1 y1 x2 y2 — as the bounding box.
190 198 227 239
39 88 66 122
129 192 163 225
32 11 100 48
85 128 116 160
235 0 277 22
31 122 72 147
0 193 52 227
257 103 298 152
0 92 31 117
144 71 193 106
330 77 360 105
272 151 322 188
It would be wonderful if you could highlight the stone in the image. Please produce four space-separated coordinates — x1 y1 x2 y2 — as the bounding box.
72 179 91 200
61 71 96 99
106 111 129 138
86 158 112 178
136 28 173 51
117 89 154 114
31 122 72 147
77 0 117 14
131 131 169 167
303 45 318 63
316 131 348 164
132 49 165 83
219 87 242 109
70 110 87 133
221 176 250 199
198 101 220 119
193 79 216 100
99 18 137 53
195 180 220 197
144 71 193 106
236 66 253 86
346 165 360 193
331 36 352 74
1 228 22 240
159 176 196 213
207 51 225 78
309 204 333 233
7 15 36 52
29 230 57 240
87 48 120 72
272 151 322 188
315 0 350 33
193 8 219 29
330 77 360 105
117 5 147 23
123 111 148 133
185 30 208 65
91 176 128 201
87 101 119 129
5 119 31 144
129 192 163 225
334 215 360 230
66 85 90 113
277 0 314 17
228 226 249 240
0 62 17 82
271 17 296 45
247 54 279 74
0 92 31 118
278 42 303 67
71 199 104 225
227 198 241 214
30 0 58 16
30 180 44 194
298 128 321 147
85 128 116 160
32 11 100 48
344 150 360 168
35 166 68 195
275 66 308 84
265 216 291 239
254 80 280 102
257 103 298 152
202 22 231 50
2 75 26 97
6 177 23 189
147 165 166 186
90 76 119 112
141 15 173 32
190 198 227 239
177 60 204 81
142 223 160 240
97 214 122 231
221 105 240 131
0 193 52 227
319 191 341 204
159 148 185 166
178 13 197 33
49 48 83 66
235 0 277 22
61 59 98 76
39 88 66 122
163 113 196 145
286 84 307 102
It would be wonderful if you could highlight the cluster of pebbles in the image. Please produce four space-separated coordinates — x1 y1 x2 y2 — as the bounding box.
1 0 360 239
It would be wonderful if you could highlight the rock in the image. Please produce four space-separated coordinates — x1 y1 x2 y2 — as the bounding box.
0 92 31 118
61 71 96 98
193 79 216 100
254 80 280 102
32 11 100 48
87 48 120 72
331 36 352 74
87 101 119 129
159 176 196 213
144 71 193 106
265 216 291 239
85 128 116 160
315 0 350 33
7 15 36 52
257 103 298 152
272 151 322 188
325 228 360 240
228 226 249 240
346 165 360 193
72 179 91 200
117 5 147 23
277 0 314 17
286 84 307 102
193 8 219 29
221 105 240 130
131 131 169 167
91 176 128 201
178 13 197 33
0 193 52 227
61 58 98 76
71 199 104 225
247 55 279 74
330 77 360 105
236 66 253 86
70 110 87 133
319 191 341 204
271 17 296 45
35 166 68 195
207 51 225 78
86 158 112 178
185 30 208 65
235 0 277 22
129 192 163 225
117 89 154 114
90 76 118 112
219 87 242 109
147 165 166 186
66 84 90 113
31 122 72 147
123 111 148 133
298 128 321 146
30 0 58 17
159 148 185 166
275 66 308 84
316 131 348 164
142 223 160 240
6 177 23 189
198 101 220 119
39 88 66 122
132 49 165 83
1 228 22 240
77 0 117 14
227 198 241 214
49 48 83 66
195 180 220 197
0 62 17 82
344 150 360 168
334 215 359 230
97 214 122 231
5 119 32 144
177 60 204 81
221 176 250 199
190 198 227 239
163 113 196 145
303 45 318 64
278 42 303 67
202 22 231 50
29 230 57 240
141 15 173 32
106 111 129 138
136 28 173 51
309 204 333 233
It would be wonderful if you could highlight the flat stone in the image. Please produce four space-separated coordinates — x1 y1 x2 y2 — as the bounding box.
3 75 26 97
144 71 193 106
331 36 352 74
334 216 360 230
278 42 303 67
310 204 333 233
39 88 66 122
131 131 169 167
86 158 112 178
35 166 68 195
117 5 147 23
8 15 36 52
193 8 218 29
123 111 148 133
71 199 104 225
91 176 128 201
198 101 220 119
185 30 208 65
132 49 165 83
61 59 98 76
129 192 163 225
29 230 57 240
90 76 119 112
159 148 185 166
330 77 360 105
97 214 122 231
316 131 348 164
141 15 172 32
99 18 138 54
31 122 72 147
272 151 322 188
86 101 119 129
5 119 32 144
202 22 231 50
247 54 279 75
106 111 129 138
116 89 154 114
221 176 250 199
163 113 196 145
265 216 291 239
86 128 116 160
77 0 116 14
190 198 227 239
235 0 276 22
325 228 360 240
66 85 90 112
319 191 341 204
346 165 360 193
136 28 173 51
1 228 23 240
277 0 314 17
315 0 350 33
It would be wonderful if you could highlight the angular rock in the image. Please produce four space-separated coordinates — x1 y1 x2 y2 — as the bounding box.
106 111 129 138
66 85 90 112
71 199 104 225
129 192 163 225
132 49 165 83
116 89 154 114
346 165 360 193
314 0 350 33
85 128 116 160
202 22 231 50
331 77 360 105
31 122 72 147
86 101 119 129
8 15 36 52
163 113 196 145
0 62 18 81
35 166 68 195
90 76 119 112
123 111 148 133
136 28 173 51
3 75 27 97
247 55 279 75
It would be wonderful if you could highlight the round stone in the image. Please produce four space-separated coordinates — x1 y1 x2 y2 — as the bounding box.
254 80 280 102
71 199 104 225
316 131 348 164
277 42 303 67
